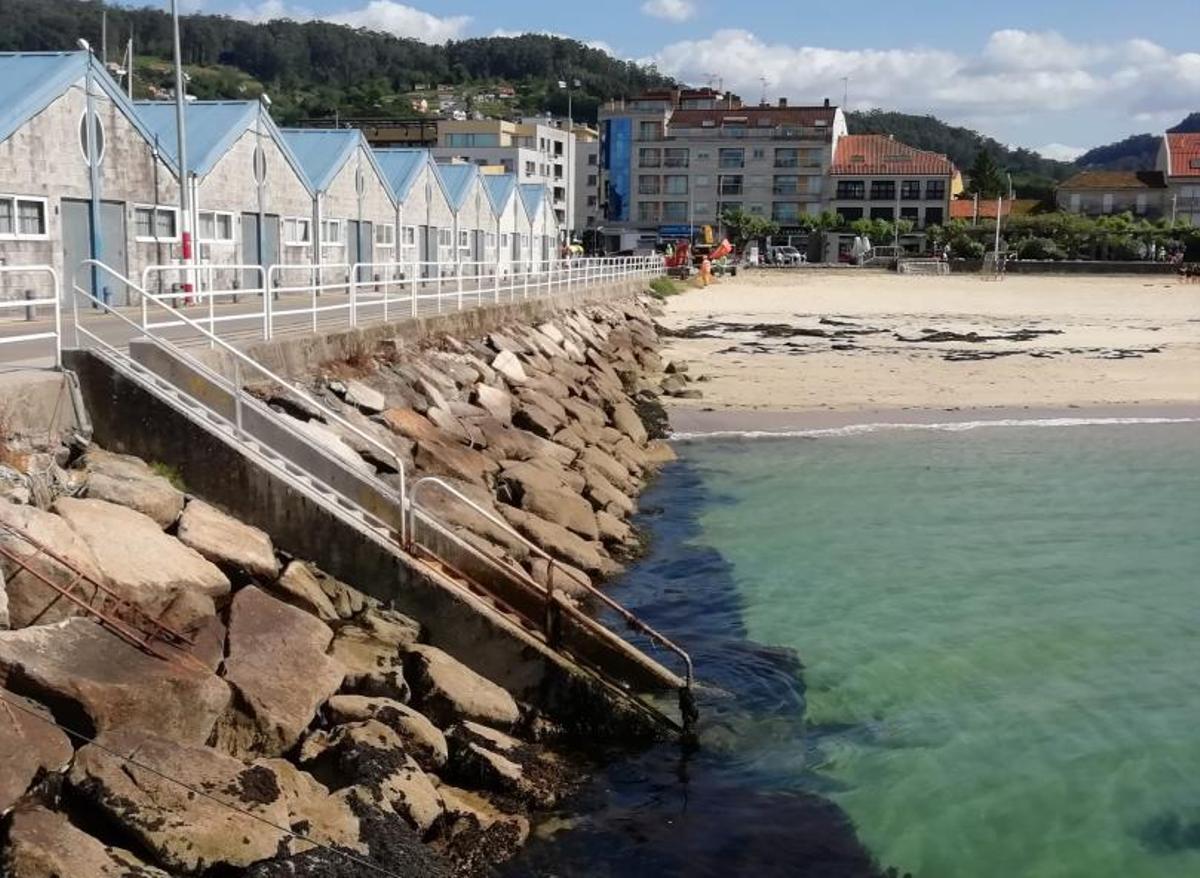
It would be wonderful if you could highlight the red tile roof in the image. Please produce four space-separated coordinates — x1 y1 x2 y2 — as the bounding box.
949 198 1040 220
830 134 955 176
668 106 839 129
1058 170 1165 190
1165 133 1200 177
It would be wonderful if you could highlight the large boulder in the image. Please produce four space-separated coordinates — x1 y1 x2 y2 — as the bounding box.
255 757 363 853
511 400 562 439
299 720 444 836
414 438 498 485
578 462 636 517
435 787 530 874
81 449 184 529
328 607 420 702
560 396 608 431
288 417 376 475
491 350 527 385
341 379 386 414
0 691 73 814
325 694 448 771
177 499 279 580
578 446 635 492
52 497 230 619
472 383 513 423
0 502 105 629
1 806 172 877
443 722 561 809
609 401 649 446
510 480 599 541
0 618 230 745
217 586 344 757
269 559 339 622
473 418 575 466
500 507 608 578
69 730 292 872
404 644 519 729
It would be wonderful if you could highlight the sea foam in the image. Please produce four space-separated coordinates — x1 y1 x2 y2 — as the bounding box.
670 416 1200 442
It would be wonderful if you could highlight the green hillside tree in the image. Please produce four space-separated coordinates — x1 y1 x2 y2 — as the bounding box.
967 150 1007 199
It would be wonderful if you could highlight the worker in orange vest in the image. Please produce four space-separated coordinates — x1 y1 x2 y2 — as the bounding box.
699 256 713 288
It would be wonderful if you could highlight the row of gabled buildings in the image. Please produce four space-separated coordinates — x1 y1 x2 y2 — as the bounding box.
1054 134 1200 225
0 51 561 305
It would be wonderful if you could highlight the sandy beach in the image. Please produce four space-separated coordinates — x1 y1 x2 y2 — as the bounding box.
658 270 1200 429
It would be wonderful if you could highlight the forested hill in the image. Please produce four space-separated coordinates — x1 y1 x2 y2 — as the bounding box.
0 0 675 123
1074 113 1200 170
846 109 1073 198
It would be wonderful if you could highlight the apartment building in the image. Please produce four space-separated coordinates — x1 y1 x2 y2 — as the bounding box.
1157 133 1200 225
598 88 847 244
573 125 601 234
432 118 574 234
827 134 957 255
1055 170 1167 218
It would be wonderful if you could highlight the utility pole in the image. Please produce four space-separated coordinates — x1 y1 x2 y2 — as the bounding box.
126 35 134 99
170 0 193 297
993 195 1003 261
101 9 108 66
1172 193 1178 224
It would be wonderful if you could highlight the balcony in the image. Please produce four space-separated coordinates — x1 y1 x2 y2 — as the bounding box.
663 157 690 168
719 183 744 196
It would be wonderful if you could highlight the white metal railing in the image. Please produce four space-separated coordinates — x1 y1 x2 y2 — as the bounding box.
0 265 61 366
72 259 408 542
142 263 269 341
129 256 664 344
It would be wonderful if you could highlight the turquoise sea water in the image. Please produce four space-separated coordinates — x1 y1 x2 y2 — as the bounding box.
505 421 1200 878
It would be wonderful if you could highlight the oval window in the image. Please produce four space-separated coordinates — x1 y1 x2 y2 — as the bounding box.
253 144 268 185
355 167 366 197
78 113 106 166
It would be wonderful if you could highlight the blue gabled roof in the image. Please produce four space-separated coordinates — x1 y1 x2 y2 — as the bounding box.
373 148 432 202
134 101 259 177
0 51 177 173
519 183 548 219
435 162 486 212
483 173 517 211
279 128 361 192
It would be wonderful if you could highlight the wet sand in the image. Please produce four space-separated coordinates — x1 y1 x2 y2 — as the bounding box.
659 270 1200 425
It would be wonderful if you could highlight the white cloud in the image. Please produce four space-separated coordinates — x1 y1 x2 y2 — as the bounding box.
1036 143 1087 162
649 29 1200 143
641 0 696 22
232 0 470 43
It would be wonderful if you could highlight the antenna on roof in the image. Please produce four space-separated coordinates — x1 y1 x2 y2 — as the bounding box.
842 76 849 108
759 76 769 106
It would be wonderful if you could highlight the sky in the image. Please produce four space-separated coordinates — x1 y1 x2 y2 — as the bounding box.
163 0 1200 158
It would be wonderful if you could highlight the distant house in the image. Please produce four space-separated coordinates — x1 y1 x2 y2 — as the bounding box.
1156 134 1200 225
949 197 1040 223
1055 170 1166 218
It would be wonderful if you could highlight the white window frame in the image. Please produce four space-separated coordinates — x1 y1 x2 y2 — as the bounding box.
437 227 453 262
321 218 344 248
374 222 396 248
0 194 49 240
133 204 180 243
197 209 235 244
283 216 312 247
457 229 471 256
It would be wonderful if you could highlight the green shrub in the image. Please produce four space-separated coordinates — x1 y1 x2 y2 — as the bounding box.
950 236 986 260
1017 237 1066 260
150 461 186 492
648 276 682 299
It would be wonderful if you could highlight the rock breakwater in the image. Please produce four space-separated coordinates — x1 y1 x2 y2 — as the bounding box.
0 294 684 876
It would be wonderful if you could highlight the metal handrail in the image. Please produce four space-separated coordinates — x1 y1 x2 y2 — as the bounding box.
408 476 693 690
141 263 269 342
72 259 407 541
0 264 61 366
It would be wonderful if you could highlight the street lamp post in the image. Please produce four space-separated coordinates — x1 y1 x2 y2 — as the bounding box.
559 78 580 247
170 0 193 295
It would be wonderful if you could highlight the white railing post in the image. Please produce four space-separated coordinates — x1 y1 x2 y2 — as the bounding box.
456 264 463 311
411 261 419 319
349 264 358 328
